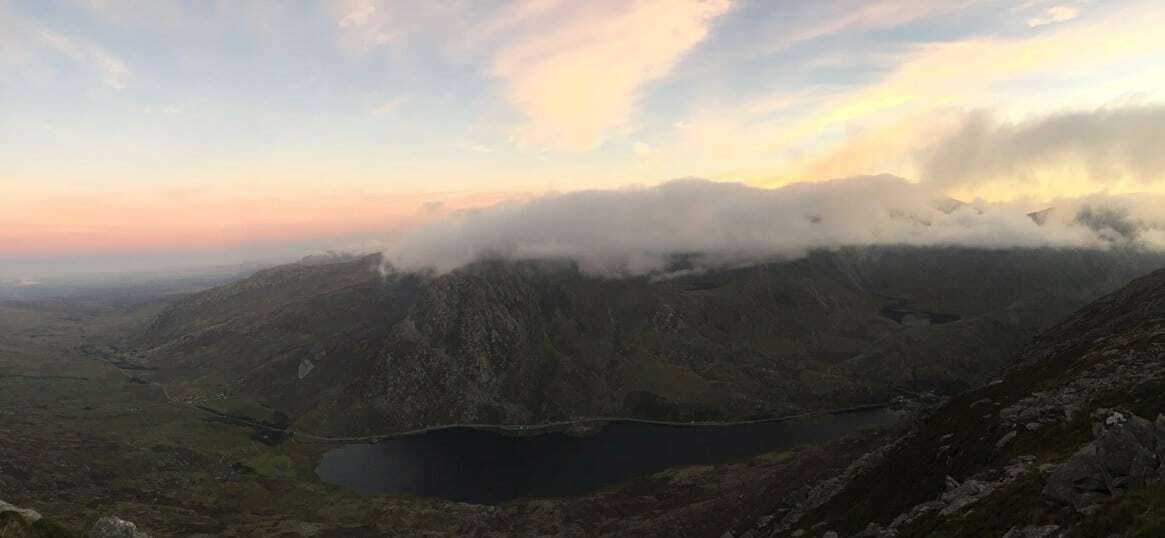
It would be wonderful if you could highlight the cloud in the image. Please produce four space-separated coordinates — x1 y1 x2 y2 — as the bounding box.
420 200 445 214
1027 5 1079 27
332 1 732 151
647 2 1165 192
36 30 129 89
453 143 494 154
330 1 462 51
800 4 1165 134
370 95 410 115
757 0 971 56
918 105 1165 197
632 142 652 156
0 12 131 90
489 0 732 151
382 175 1165 277
338 0 376 28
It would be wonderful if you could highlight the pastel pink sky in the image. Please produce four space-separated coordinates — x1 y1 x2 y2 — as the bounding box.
3 0 1165 276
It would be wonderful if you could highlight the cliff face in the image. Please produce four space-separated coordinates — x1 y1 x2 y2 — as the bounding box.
141 247 1165 435
738 266 1165 538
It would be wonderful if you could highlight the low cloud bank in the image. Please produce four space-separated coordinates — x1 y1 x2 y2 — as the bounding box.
382 175 1165 277
920 105 1165 191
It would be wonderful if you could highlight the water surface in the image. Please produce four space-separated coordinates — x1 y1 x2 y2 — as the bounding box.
316 409 898 504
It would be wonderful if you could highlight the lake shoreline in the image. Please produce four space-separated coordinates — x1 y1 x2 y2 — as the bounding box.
296 401 899 442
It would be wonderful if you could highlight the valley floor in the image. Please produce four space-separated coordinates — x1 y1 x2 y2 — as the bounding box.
0 299 894 537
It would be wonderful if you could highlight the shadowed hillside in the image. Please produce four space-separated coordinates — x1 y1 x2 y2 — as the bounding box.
736 263 1165 537
138 247 1165 436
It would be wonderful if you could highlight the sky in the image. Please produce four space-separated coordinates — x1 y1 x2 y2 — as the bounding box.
3 0 1165 279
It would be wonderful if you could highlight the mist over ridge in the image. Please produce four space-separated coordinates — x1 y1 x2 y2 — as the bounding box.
381 174 1165 277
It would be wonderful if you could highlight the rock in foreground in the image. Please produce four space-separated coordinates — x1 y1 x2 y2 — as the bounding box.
87 516 149 538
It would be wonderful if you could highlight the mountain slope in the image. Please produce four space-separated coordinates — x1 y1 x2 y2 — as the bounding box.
138 247 1165 435
743 265 1165 537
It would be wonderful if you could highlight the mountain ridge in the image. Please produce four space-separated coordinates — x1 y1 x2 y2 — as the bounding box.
136 246 1165 436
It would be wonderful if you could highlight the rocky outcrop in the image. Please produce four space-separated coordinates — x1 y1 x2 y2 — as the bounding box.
762 408 1165 537
841 456 1041 537
742 266 1165 537
1043 409 1165 512
87 516 150 538
0 501 151 538
847 408 1165 535
0 500 41 523
998 351 1165 433
1001 525 1060 538
0 500 43 538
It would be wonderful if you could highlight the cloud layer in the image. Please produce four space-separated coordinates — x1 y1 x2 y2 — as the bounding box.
332 0 732 151
382 175 1165 277
489 0 732 151
919 105 1165 195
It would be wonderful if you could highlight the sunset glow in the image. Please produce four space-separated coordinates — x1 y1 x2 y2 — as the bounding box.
3 0 1165 276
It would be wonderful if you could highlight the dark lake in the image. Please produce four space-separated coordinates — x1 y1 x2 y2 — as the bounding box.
315 408 900 504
